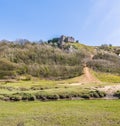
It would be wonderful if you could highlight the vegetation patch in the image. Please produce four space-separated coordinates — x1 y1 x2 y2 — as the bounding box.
93 71 120 83
0 100 120 126
0 42 87 79
87 52 120 75
0 89 106 101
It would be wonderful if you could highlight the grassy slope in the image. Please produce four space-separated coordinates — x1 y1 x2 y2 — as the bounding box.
65 42 94 53
93 71 120 83
0 100 120 126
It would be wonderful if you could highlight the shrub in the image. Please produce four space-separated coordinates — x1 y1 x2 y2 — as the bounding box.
46 94 59 100
21 93 36 101
35 93 47 101
90 90 106 98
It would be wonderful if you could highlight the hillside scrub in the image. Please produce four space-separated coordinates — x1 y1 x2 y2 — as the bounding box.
87 52 120 74
1 41 120 79
0 42 87 79
0 58 19 79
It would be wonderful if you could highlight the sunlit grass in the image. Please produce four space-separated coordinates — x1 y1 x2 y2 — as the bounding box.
0 100 119 126
93 71 120 83
66 42 94 53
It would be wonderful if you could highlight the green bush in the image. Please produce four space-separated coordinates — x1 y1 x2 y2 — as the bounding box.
90 90 106 98
21 93 36 101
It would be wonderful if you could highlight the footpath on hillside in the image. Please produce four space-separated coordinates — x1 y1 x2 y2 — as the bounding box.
70 66 120 99
69 66 100 86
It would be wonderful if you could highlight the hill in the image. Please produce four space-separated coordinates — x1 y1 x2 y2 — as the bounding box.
0 39 120 102
0 39 120 80
0 40 90 80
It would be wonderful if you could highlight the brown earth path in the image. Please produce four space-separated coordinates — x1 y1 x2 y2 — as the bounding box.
69 66 100 86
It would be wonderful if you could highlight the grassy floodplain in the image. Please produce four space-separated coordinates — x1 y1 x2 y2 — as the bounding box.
0 100 120 126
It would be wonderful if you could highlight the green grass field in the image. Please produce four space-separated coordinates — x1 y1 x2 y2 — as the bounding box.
0 71 119 126
0 100 120 126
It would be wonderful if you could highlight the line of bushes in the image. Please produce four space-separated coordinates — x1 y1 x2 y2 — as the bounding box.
0 90 106 101
27 65 83 79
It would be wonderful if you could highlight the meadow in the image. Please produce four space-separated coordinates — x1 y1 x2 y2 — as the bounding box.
0 71 119 126
0 100 120 126
0 70 120 101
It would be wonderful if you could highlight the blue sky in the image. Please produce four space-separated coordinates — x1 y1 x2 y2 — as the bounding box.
0 0 120 45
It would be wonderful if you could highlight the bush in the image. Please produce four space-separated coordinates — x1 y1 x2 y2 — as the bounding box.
90 90 106 98
59 92 72 99
46 94 59 100
21 93 36 101
7 93 36 101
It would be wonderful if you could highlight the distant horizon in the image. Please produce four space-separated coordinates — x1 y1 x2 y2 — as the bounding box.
0 0 120 46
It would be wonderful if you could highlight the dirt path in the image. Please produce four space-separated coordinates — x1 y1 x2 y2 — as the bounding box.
69 67 100 86
83 67 99 82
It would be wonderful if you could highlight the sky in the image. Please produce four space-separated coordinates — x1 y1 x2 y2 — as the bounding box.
0 0 120 46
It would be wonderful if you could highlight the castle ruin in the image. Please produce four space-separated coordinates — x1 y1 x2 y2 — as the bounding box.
58 35 75 46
